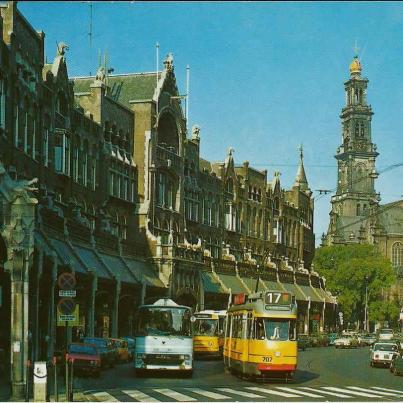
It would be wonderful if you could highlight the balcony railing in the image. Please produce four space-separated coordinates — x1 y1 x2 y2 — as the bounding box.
154 145 182 172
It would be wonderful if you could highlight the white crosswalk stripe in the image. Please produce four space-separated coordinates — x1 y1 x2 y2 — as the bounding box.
84 385 403 402
300 387 353 398
122 389 160 402
276 386 323 398
348 386 398 397
185 388 231 400
323 387 384 398
216 387 264 398
246 386 302 398
372 386 403 395
154 388 197 401
90 391 119 402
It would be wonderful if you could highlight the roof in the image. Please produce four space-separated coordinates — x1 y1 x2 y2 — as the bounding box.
72 72 161 108
378 201 403 234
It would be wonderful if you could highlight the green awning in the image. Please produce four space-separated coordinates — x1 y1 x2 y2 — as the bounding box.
72 245 112 280
241 276 266 293
314 287 334 304
123 257 165 288
99 252 137 284
50 238 87 274
298 285 323 303
202 271 226 294
280 282 307 302
217 274 249 294
263 280 285 293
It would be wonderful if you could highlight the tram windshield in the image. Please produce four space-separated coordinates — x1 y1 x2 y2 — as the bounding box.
194 319 217 336
136 307 192 337
255 318 296 341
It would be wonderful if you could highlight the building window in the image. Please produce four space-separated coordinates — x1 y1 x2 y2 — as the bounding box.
72 147 78 182
43 128 49 167
157 172 166 206
392 242 403 268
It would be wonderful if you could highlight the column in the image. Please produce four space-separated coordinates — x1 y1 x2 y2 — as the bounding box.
140 279 146 305
47 254 57 360
320 301 326 333
87 273 97 337
33 251 43 361
199 270 204 311
111 278 121 338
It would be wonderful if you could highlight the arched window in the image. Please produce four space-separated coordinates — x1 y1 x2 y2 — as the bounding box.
392 242 403 268
226 178 234 194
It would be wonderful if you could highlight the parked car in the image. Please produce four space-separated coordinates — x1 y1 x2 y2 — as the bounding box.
110 338 131 363
67 343 101 377
334 335 359 349
390 353 403 376
122 336 135 360
360 333 377 346
370 342 400 367
328 333 339 346
378 328 394 341
389 337 403 351
81 337 115 368
318 334 330 347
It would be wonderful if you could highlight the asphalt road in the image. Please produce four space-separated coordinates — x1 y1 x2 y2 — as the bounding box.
62 346 403 401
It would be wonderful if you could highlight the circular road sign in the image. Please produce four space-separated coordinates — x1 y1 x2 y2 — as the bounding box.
57 298 76 315
58 272 76 290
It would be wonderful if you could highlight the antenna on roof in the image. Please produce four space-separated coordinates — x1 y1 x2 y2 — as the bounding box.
88 1 93 75
156 42 160 123
186 65 190 125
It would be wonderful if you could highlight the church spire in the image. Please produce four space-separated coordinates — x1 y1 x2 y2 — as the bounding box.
293 144 310 192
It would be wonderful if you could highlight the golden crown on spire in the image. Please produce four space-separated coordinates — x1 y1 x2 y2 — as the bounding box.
349 55 362 75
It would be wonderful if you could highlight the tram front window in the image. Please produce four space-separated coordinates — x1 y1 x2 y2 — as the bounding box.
255 318 296 341
194 319 217 336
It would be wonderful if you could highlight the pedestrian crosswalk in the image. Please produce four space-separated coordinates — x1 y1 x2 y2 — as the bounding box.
83 385 403 401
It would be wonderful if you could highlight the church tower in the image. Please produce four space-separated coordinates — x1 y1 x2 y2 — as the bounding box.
326 56 380 244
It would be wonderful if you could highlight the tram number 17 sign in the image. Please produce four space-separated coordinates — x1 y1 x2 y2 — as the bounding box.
265 291 291 305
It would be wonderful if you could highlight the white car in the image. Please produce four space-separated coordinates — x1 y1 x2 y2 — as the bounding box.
370 342 400 367
334 335 358 349
378 328 394 341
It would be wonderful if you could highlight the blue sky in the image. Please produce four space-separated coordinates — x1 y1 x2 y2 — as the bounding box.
20 1 403 244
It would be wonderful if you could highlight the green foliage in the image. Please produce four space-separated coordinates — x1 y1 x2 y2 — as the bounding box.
313 244 398 326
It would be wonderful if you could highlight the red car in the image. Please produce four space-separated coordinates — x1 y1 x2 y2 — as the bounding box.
67 343 102 377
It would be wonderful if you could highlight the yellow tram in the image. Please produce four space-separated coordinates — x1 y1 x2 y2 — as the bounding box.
193 310 227 357
224 290 297 380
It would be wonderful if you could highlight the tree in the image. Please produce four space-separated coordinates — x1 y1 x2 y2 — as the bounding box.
313 244 399 329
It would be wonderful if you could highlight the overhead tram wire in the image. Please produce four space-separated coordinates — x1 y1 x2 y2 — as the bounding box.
313 161 403 202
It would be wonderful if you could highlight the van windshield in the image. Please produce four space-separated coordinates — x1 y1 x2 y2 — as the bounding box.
136 307 192 337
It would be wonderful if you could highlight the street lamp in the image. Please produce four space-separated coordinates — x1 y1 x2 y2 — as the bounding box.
364 275 369 332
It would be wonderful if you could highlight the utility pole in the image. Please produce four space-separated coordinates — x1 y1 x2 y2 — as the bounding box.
364 275 368 332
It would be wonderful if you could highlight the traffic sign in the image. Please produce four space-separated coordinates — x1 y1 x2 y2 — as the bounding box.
338 312 343 318
57 298 76 315
59 290 76 298
57 305 79 327
58 272 76 290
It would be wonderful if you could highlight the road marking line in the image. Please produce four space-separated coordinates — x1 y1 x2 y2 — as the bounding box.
348 386 398 396
323 387 382 398
154 388 196 401
217 388 264 398
185 388 231 400
245 386 302 398
276 387 323 398
91 391 119 402
122 389 160 402
372 387 403 395
301 387 353 398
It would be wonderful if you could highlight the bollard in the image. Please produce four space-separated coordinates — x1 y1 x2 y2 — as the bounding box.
69 358 74 402
53 356 58 402
33 361 47 402
25 360 32 402
65 354 69 402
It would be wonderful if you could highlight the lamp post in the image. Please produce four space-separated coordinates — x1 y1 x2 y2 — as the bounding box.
364 275 369 332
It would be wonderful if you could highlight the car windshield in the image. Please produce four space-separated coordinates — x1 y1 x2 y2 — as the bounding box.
136 307 192 337
83 338 107 347
374 343 398 351
194 319 217 336
69 344 97 355
380 329 393 334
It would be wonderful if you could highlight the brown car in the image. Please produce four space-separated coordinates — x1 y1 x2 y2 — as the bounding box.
67 343 102 377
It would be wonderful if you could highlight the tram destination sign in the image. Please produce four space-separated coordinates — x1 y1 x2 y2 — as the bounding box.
265 291 291 305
